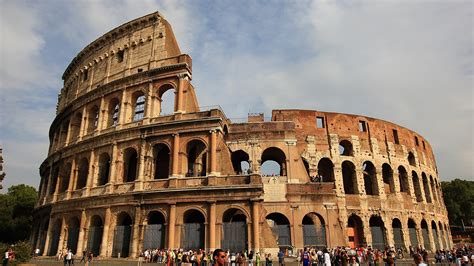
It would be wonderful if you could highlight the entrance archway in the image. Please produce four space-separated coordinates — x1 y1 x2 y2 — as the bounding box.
48 220 62 256
222 208 248 252
302 213 326 248
143 211 166 249
421 220 431 250
369 216 387 250
392 219 404 250
408 219 418 248
67 217 80 254
87 215 103 256
266 213 291 247
347 215 364 248
182 209 205 250
113 212 133 257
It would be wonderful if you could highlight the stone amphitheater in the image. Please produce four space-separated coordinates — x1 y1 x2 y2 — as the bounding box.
32 11 452 258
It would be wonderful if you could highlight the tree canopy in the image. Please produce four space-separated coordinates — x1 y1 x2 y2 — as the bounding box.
0 184 37 243
441 179 474 226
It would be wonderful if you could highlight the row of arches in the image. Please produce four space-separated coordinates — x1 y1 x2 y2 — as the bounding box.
52 84 176 150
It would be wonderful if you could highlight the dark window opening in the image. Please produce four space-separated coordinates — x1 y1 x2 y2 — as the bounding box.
359 121 367 132
231 150 250 175
117 50 124 63
123 148 138 182
342 161 357 194
133 95 146 121
408 152 416 166
415 136 419 146
137 68 143 73
83 69 88 82
363 161 378 195
422 141 426 150
261 147 287 176
316 117 325 128
186 140 207 177
339 140 353 156
317 158 335 182
393 129 399 144
154 144 170 179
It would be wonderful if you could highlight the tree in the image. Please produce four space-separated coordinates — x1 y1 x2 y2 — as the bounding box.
441 179 474 226
0 184 37 243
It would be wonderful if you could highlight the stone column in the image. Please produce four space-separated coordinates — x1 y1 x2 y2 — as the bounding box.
168 204 176 249
130 206 141 257
107 143 118 193
144 83 153 121
376 169 386 198
171 134 180 177
355 169 366 195
65 120 72 146
43 216 54 256
52 170 61 202
427 225 436 252
209 130 218 175
78 106 87 140
100 208 112 257
118 90 128 126
333 166 345 196
97 97 105 133
252 200 260 251
135 139 146 191
43 164 54 205
67 158 77 199
76 209 87 256
176 74 189 113
209 202 216 250
85 149 96 196
57 216 67 251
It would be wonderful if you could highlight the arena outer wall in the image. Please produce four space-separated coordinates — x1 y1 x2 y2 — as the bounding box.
32 12 452 258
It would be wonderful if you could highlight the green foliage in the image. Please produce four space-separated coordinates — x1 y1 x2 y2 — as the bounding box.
0 241 33 265
0 185 37 243
441 179 474 226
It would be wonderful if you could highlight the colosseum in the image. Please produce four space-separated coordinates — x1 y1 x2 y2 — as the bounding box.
32 12 452 258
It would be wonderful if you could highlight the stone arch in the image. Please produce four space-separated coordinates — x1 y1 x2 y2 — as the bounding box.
392 218 405 249
342 160 357 194
97 152 111 186
108 97 121 127
438 221 446 249
182 209 206 250
157 83 176 115
398 166 410 193
408 218 418 248
412 171 423 202
317 157 335 182
261 147 287 176
430 176 438 203
369 216 387 250
431 220 440 250
123 147 138 182
223 125 229 135
222 208 248 252
132 90 146 121
88 215 104 256
60 120 69 146
113 212 133 257
143 211 166 249
266 212 291 248
186 139 208 177
422 173 432 203
76 158 89 189
347 214 364 248
408 152 416 166
153 143 171 179
339 140 354 156
382 163 395 194
49 166 60 195
70 112 82 141
38 218 49 255
363 161 379 195
67 217 80 253
87 104 100 133
48 219 62 256
302 212 326 247
231 150 250 175
421 219 431 250
59 162 71 193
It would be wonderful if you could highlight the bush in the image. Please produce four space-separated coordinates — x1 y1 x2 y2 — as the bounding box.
0 241 32 265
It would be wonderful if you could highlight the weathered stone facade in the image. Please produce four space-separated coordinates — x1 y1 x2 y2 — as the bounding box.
32 12 452 258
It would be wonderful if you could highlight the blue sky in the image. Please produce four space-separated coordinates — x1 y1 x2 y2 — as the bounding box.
0 0 472 191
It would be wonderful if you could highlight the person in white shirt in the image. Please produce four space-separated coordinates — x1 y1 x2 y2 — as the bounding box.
65 249 73 266
323 248 331 266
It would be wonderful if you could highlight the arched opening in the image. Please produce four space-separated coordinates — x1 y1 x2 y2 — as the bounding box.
108 98 120 127
143 211 166 250
317 158 335 182
422 173 432 203
347 215 364 248
412 171 423 202
408 219 418 248
60 121 69 146
370 216 387 250
38 219 49 255
70 113 82 141
87 215 103 256
154 144 170 179
398 166 410 194
382 163 395 194
158 85 175 116
113 212 133 258
223 125 229 135
363 161 378 195
430 176 438 203
87 105 99 133
302 213 326 248
421 220 431 250
342 161 357 194
48 220 62 256
431 221 439 250
222 208 248 252
59 163 71 193
67 217 80 254
266 213 291 248
49 167 59 195
123 148 138 182
76 158 89 189
392 218 404 250
186 140 207 177
97 153 111 186
339 140 353 156
444 224 450 249
408 152 416 166
231 150 250 175
182 209 205 250
261 147 287 176
132 92 146 121
439 221 447 249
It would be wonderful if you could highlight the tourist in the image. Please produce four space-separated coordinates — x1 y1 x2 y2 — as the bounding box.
323 248 331 266
213 249 227 266
413 254 427 266
256 252 261 266
278 250 285 266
